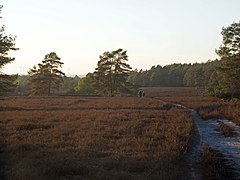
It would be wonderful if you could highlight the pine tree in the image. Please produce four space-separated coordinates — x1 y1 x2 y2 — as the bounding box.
216 22 240 98
0 5 18 93
93 49 132 96
194 66 205 88
28 52 65 96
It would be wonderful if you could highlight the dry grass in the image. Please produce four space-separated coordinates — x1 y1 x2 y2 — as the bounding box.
141 87 239 126
218 121 232 137
202 145 237 179
141 87 240 179
0 97 192 180
141 87 203 97
161 96 240 126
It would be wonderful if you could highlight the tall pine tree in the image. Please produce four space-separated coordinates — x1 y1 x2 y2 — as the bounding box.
28 52 65 96
0 5 18 94
216 22 240 98
93 49 132 96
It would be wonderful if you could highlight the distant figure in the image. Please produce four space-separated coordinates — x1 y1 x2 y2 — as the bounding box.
138 90 145 97
138 90 142 97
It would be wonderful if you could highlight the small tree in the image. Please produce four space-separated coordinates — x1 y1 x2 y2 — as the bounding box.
0 5 18 93
75 73 95 95
93 48 132 96
216 21 240 98
28 52 65 96
61 75 80 95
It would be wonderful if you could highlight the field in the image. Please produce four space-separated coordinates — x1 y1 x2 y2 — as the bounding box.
142 87 240 126
1 87 239 179
0 97 192 180
144 87 240 179
141 87 203 97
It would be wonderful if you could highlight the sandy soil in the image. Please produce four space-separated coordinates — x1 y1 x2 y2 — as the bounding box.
173 102 240 179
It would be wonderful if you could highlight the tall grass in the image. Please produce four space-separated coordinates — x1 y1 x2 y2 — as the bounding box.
202 145 237 179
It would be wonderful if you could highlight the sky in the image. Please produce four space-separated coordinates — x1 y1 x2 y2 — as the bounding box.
1 0 240 76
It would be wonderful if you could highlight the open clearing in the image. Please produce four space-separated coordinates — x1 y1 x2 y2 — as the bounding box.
0 87 239 179
0 97 192 180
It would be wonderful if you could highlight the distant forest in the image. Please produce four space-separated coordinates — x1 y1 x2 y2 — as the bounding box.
14 59 220 96
127 60 220 88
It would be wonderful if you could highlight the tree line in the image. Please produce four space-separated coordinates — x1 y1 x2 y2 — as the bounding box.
127 60 220 88
0 5 239 98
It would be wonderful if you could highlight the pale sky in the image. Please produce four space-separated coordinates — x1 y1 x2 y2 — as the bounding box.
1 0 240 75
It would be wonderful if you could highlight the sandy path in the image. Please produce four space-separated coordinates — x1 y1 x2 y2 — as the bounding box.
184 113 202 180
172 103 240 178
191 110 240 176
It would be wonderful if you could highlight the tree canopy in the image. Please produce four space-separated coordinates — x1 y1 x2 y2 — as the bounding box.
127 60 221 89
75 73 95 95
0 5 18 93
216 21 240 98
28 52 65 96
93 49 133 96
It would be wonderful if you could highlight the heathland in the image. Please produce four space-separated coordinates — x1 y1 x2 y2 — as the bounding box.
1 87 240 179
0 96 192 179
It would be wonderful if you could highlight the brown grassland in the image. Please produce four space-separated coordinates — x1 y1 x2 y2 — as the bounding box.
0 97 192 180
1 87 239 179
144 87 240 179
143 87 240 126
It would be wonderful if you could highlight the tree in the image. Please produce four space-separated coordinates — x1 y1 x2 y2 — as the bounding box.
61 75 80 95
165 64 187 86
216 21 240 98
75 73 95 95
93 48 132 96
15 75 31 95
147 66 167 86
194 66 205 88
0 5 18 93
28 52 65 96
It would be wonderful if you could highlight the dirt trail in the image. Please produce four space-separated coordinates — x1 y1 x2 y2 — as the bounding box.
191 110 240 176
192 111 240 172
183 114 202 180
173 103 240 178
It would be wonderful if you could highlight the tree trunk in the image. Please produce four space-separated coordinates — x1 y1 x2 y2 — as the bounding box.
48 78 51 96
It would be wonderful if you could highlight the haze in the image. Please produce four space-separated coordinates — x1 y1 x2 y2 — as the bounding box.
1 0 240 75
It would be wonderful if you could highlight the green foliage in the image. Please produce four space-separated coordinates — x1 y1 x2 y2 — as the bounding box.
15 75 31 95
75 73 95 95
61 75 80 95
17 75 80 96
216 21 240 98
28 52 65 96
127 60 221 90
93 49 133 96
0 5 18 94
0 74 18 94
127 69 149 87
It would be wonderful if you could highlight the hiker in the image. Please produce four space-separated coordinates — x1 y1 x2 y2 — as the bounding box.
142 91 145 97
138 90 142 97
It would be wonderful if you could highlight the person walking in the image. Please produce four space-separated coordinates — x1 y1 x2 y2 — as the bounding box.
138 90 142 97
